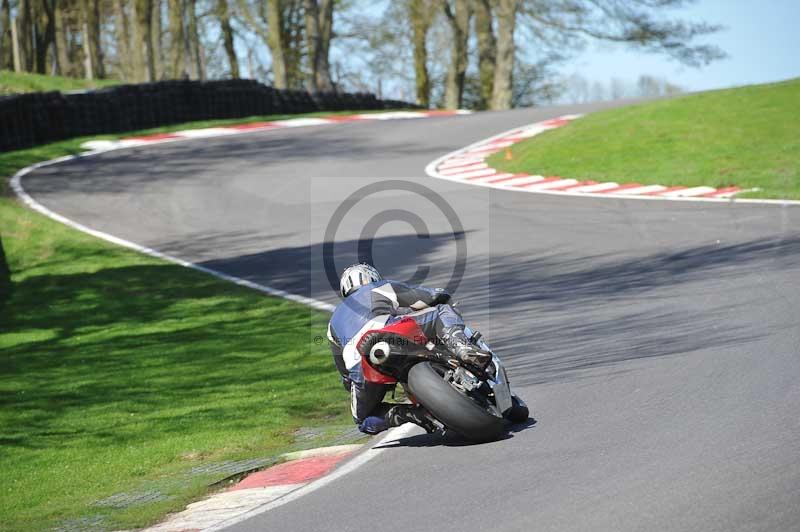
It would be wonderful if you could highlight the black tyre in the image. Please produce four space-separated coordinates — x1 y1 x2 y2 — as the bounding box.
505 395 530 423
407 362 505 442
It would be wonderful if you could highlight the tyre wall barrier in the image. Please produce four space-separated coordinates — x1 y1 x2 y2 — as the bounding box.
0 79 421 152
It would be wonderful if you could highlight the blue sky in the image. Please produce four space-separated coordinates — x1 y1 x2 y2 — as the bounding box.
571 0 800 91
233 0 799 99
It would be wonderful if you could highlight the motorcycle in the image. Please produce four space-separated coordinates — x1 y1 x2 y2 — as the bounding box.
356 317 529 442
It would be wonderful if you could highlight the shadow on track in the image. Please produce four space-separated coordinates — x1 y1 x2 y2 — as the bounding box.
376 418 538 449
190 234 800 387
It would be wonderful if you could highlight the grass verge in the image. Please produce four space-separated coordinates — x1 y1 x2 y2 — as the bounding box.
0 70 119 95
488 78 800 200
0 110 385 530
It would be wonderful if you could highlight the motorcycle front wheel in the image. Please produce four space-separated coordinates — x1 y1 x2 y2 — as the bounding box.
407 362 505 443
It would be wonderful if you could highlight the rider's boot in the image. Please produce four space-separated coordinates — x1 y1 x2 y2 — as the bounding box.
440 325 492 369
386 405 436 433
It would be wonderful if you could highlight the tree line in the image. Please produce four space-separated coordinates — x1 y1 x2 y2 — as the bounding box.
0 0 724 109
564 73 685 104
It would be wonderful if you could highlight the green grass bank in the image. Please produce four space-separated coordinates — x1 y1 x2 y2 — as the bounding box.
488 78 800 200
0 111 377 530
0 70 119 95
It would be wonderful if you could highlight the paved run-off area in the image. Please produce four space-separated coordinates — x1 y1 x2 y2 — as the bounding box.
16 100 800 531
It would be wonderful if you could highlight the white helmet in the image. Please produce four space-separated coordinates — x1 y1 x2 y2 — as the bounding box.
340 263 382 297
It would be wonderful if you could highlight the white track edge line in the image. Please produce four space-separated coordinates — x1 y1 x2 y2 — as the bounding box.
423 118 800 207
11 156 335 312
8 123 441 525
10 108 468 310
4 110 467 527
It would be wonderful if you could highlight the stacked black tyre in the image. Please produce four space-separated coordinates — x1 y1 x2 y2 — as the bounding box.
0 79 421 153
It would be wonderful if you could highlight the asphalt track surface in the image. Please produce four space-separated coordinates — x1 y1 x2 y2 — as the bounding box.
22 101 800 531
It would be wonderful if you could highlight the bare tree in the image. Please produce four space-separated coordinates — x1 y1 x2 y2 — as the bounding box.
316 0 333 89
133 0 154 81
490 0 517 109
406 0 435 107
18 0 33 71
564 72 590 103
443 0 471 109
636 74 684 97
186 0 204 79
30 0 54 74
509 0 724 107
512 52 565 107
217 0 239 78
282 0 305 87
237 0 288 88
303 0 332 91
591 80 605 101
54 0 75 76
167 0 184 77
0 0 9 69
113 0 131 79
152 0 163 79
472 0 495 109
267 0 288 87
79 0 105 78
610 76 626 100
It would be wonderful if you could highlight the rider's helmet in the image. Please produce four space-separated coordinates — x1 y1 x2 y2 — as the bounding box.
340 263 382 298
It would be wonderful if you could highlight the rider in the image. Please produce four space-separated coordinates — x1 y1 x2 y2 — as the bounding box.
327 263 491 435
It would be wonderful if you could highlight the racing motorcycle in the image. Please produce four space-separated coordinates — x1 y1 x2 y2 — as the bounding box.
356 317 529 442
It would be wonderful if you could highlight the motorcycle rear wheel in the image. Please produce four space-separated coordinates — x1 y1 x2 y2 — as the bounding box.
407 362 505 443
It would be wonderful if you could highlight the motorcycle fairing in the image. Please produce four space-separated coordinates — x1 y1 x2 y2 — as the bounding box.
356 318 429 384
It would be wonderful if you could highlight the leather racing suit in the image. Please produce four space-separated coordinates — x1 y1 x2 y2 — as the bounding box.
327 280 464 434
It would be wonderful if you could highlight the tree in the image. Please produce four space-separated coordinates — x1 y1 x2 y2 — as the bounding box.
17 0 33 71
152 0 163 79
113 0 131 79
217 0 239 78
512 52 564 107
636 74 684 98
80 0 105 79
564 72 589 103
406 0 435 107
303 0 332 91
133 0 155 81
0 0 12 70
54 0 74 76
267 0 288 87
31 0 55 74
508 0 725 107
167 0 184 77
472 0 495 109
490 0 517 109
186 0 204 80
237 0 288 88
610 76 626 100
590 80 605 102
282 0 305 87
443 0 471 109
